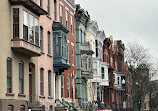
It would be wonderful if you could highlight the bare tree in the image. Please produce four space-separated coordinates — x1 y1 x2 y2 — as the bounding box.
125 41 158 110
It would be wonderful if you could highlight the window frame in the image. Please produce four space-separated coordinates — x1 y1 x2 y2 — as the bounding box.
61 75 64 98
48 70 51 96
66 10 68 29
7 58 12 93
19 61 24 94
47 0 50 15
71 45 74 65
47 31 51 55
13 8 19 38
40 26 43 52
67 76 70 98
71 15 73 34
40 68 44 96
60 5 63 24
20 105 25 111
54 0 57 21
8 105 14 111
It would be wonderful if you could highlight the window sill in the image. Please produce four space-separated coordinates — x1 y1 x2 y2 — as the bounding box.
39 95 45 98
41 51 45 54
46 14 52 20
48 96 53 99
47 54 52 58
6 93 15 96
18 93 26 97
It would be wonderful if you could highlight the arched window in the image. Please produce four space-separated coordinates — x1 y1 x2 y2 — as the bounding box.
48 70 51 96
8 105 14 111
19 61 24 94
40 68 44 95
7 58 12 93
49 105 53 111
20 105 25 111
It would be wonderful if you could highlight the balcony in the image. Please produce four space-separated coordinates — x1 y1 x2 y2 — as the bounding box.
11 39 41 56
53 22 70 74
80 42 94 55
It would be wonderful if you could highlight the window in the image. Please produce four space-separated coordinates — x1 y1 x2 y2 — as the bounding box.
101 67 104 79
40 68 44 95
93 62 97 75
81 55 88 70
54 0 57 21
13 8 19 38
19 62 24 94
47 0 50 15
61 75 64 98
60 5 63 24
80 30 82 44
66 10 68 29
23 10 28 41
95 40 98 57
71 15 73 34
20 105 25 111
8 105 14 111
7 58 12 93
29 14 34 43
67 42 69 63
23 10 39 44
40 27 43 51
48 70 51 96
49 105 53 111
117 77 120 85
71 45 74 65
48 32 51 55
72 77 74 96
67 76 70 98
61 35 66 57
35 18 39 45
39 0 42 7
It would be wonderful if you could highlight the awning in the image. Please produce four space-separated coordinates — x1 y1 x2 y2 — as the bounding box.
9 0 47 16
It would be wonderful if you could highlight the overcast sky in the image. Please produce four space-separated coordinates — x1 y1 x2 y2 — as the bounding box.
75 0 158 59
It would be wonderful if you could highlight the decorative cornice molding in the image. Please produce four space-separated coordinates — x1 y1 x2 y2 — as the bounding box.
64 0 76 11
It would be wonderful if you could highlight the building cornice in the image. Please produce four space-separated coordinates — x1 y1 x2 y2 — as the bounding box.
64 0 76 11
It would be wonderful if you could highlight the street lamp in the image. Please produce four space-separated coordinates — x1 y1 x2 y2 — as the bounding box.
122 79 126 110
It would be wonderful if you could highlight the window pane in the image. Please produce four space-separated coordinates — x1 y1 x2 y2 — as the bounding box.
54 0 57 21
29 14 34 43
23 10 28 41
40 68 44 95
20 105 25 111
60 5 63 23
48 32 50 55
35 18 39 46
8 105 14 111
48 71 51 96
19 62 24 93
13 8 19 38
7 58 12 93
47 0 50 14
40 27 43 51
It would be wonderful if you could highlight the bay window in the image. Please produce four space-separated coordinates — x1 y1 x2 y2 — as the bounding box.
13 8 19 38
23 10 28 41
29 14 34 43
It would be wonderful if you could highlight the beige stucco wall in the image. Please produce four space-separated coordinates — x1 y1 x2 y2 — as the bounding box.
0 0 32 101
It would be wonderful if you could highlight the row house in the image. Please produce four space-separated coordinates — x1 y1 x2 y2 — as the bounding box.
103 38 132 110
52 0 77 110
0 0 56 111
75 5 94 110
